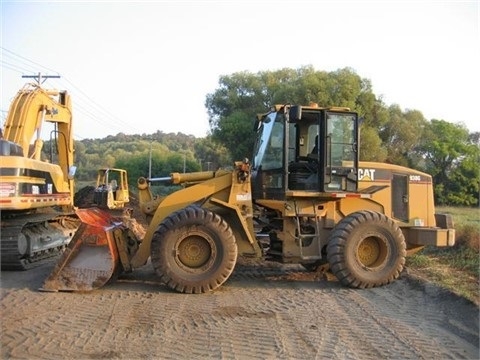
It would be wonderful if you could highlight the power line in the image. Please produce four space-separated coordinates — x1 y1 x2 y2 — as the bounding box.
61 76 139 133
1 46 141 138
0 60 32 74
1 47 58 75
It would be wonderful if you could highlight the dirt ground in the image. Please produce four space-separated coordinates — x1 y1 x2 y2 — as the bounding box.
1 191 479 359
1 257 479 360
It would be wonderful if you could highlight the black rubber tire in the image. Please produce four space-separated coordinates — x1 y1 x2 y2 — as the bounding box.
300 262 321 272
326 210 406 289
151 205 238 294
300 259 327 272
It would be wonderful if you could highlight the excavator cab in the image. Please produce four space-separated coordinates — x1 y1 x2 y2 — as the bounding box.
251 104 359 200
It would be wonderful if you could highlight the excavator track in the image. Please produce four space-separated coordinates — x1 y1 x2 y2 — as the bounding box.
1 212 81 271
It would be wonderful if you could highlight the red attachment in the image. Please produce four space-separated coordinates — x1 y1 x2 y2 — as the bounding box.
75 207 122 228
39 207 124 292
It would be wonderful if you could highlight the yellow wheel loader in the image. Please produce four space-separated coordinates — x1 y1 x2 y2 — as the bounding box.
41 104 455 293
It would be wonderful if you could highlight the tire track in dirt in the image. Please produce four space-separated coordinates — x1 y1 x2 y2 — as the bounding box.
373 278 478 357
1 261 479 359
332 289 445 359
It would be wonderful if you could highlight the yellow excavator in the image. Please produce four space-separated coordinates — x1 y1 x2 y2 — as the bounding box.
0 79 80 270
42 104 455 293
1 79 131 271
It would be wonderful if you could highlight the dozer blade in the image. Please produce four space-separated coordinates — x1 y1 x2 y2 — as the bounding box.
40 208 123 292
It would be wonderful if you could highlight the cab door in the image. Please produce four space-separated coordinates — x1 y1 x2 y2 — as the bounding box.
321 112 358 192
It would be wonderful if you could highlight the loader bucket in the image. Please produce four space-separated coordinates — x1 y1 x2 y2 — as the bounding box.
40 208 123 292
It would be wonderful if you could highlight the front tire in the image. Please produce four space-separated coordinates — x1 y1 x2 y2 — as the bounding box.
326 210 406 288
151 206 238 294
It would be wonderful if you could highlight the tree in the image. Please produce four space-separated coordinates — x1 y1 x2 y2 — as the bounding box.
205 66 382 161
194 136 232 170
379 105 428 167
419 120 479 206
211 111 255 163
359 125 388 162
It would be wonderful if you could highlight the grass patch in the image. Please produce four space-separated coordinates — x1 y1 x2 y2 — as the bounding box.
406 206 479 306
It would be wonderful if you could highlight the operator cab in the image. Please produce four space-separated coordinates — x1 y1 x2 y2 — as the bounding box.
251 104 359 200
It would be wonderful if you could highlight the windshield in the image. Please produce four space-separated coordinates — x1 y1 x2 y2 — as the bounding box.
252 112 284 171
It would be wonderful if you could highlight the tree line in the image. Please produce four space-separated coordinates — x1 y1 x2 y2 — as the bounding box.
70 66 479 207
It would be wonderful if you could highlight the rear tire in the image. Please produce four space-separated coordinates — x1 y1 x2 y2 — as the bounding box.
151 205 238 294
326 210 406 288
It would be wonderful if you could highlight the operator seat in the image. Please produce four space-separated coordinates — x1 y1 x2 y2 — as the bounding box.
311 135 318 155
288 135 320 190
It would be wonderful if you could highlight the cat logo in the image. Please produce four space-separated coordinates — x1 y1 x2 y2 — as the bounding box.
359 168 376 181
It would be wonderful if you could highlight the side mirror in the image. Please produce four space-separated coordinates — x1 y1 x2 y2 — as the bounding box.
68 165 77 179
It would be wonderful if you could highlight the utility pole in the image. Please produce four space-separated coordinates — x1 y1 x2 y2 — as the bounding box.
22 73 60 85
148 139 152 179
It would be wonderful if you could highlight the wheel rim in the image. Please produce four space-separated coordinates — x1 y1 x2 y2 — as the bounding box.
356 236 388 268
175 231 216 271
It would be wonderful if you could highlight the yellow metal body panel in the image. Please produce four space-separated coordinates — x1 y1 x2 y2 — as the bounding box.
0 156 72 210
358 161 437 227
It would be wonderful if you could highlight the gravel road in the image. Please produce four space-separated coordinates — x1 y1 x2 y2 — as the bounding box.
1 259 479 360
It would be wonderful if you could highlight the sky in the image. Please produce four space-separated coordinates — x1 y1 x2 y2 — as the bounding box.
1 1 479 140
